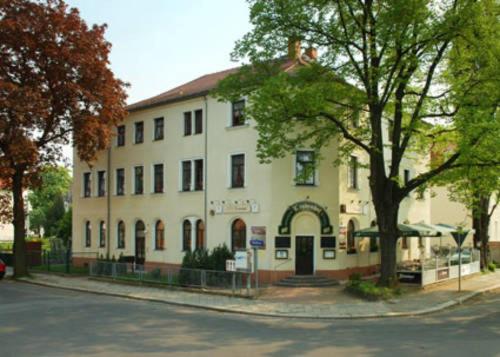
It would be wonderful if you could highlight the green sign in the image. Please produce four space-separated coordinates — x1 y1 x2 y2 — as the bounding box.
278 201 333 235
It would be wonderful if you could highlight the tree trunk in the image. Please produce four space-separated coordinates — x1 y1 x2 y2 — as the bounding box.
473 194 491 269
12 168 28 278
375 204 400 287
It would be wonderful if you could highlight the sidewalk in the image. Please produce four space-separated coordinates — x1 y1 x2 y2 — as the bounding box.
19 271 500 319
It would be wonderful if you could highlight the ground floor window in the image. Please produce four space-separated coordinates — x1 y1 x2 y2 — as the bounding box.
347 219 356 254
183 220 191 251
117 220 125 249
155 220 165 250
196 219 204 250
231 218 246 251
85 221 91 247
99 221 106 248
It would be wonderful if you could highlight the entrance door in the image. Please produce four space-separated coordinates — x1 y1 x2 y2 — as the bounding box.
135 221 146 265
295 236 314 275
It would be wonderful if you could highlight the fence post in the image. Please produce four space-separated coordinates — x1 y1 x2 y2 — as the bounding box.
65 248 70 274
112 262 117 279
232 272 236 296
47 251 51 272
201 270 206 288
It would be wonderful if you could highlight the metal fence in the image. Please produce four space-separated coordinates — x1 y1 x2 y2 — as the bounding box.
89 260 251 297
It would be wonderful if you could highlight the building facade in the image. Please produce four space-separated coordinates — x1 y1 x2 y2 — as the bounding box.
72 60 434 282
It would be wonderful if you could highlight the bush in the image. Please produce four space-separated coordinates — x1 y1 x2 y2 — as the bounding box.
488 262 496 272
345 274 399 301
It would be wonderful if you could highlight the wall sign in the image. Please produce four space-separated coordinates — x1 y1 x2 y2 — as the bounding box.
278 201 333 235
321 236 336 248
275 249 289 260
211 200 259 214
250 226 266 249
275 236 291 248
323 249 336 259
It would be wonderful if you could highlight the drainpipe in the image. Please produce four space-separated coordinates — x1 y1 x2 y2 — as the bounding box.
204 95 208 249
106 146 111 259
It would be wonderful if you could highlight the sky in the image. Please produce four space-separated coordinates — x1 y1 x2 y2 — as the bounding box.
65 0 251 104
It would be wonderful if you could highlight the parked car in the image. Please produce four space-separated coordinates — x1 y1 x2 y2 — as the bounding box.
0 258 6 279
450 249 472 265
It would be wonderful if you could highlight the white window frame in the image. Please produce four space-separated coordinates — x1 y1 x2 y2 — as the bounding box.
132 165 144 195
82 171 92 198
227 98 249 128
228 152 247 189
152 117 165 141
292 149 318 186
134 121 144 144
179 158 204 192
347 155 359 190
115 168 126 196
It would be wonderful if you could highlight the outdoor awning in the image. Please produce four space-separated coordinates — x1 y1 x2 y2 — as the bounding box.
353 222 474 240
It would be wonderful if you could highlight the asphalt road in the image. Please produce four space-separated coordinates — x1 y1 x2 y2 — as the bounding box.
0 280 499 357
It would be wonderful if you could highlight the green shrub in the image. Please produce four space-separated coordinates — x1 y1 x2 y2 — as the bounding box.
346 276 398 301
488 262 496 272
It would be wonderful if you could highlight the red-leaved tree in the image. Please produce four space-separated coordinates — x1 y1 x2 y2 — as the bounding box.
0 0 128 277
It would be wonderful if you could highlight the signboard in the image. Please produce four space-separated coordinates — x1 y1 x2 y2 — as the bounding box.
437 268 450 280
235 250 252 272
451 231 468 247
250 226 266 249
212 200 260 215
225 259 236 272
397 271 422 284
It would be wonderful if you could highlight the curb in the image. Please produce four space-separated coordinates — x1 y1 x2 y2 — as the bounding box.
17 277 500 320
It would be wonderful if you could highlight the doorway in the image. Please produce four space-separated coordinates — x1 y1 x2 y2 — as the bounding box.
135 220 146 265
295 236 314 275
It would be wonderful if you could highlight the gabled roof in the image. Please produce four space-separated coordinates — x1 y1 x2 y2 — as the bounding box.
126 59 302 112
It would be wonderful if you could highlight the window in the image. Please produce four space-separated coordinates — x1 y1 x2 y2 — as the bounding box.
154 117 164 141
194 159 203 191
135 121 144 143
402 237 408 250
117 125 126 146
194 109 203 134
231 219 246 251
99 221 106 248
231 100 245 126
196 219 204 250
153 164 164 193
116 168 125 196
97 171 106 197
348 156 358 189
182 220 192 251
231 154 245 188
347 219 356 254
295 151 315 185
85 221 91 247
133 166 143 194
155 220 165 250
182 161 192 191
83 172 91 197
117 221 125 248
387 119 394 143
184 112 192 136
404 169 410 186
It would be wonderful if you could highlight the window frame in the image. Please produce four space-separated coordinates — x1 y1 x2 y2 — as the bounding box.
196 219 204 250
346 219 357 254
117 125 126 147
134 121 144 144
231 218 247 252
230 153 245 189
134 166 144 195
182 219 192 252
97 171 106 197
348 155 359 190
194 109 203 134
117 220 125 249
295 150 316 186
99 221 106 248
155 220 165 250
85 221 91 248
231 100 246 127
183 111 192 136
115 168 125 196
153 117 164 141
153 163 164 193
83 172 92 198
194 159 204 191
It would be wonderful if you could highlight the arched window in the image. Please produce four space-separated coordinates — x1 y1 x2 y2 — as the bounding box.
117 221 125 249
231 219 246 251
196 220 205 250
369 220 378 252
85 221 91 247
99 221 106 248
182 220 192 251
155 220 165 250
347 219 356 254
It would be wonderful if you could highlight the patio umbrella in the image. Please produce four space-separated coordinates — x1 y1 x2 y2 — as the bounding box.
353 223 440 238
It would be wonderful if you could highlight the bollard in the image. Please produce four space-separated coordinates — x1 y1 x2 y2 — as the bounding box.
232 272 236 296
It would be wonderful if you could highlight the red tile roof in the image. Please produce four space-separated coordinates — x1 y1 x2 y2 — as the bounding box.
126 59 300 112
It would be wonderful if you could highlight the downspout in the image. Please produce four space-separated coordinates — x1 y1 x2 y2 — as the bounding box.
106 146 111 259
204 95 208 249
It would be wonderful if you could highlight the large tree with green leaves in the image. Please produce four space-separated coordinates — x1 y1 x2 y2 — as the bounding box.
28 166 71 238
217 0 499 286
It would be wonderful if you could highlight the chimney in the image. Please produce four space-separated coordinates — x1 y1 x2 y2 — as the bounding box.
287 38 301 60
305 47 318 60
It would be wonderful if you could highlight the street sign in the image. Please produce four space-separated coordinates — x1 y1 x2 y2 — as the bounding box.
235 251 252 272
250 226 266 249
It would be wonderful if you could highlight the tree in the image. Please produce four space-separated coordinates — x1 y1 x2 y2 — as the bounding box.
28 166 71 237
216 0 499 286
0 0 128 277
56 206 72 245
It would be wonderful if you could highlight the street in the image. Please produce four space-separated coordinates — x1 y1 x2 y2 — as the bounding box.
1 280 499 357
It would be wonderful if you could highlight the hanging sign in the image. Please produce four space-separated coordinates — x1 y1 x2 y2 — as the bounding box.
250 226 266 249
